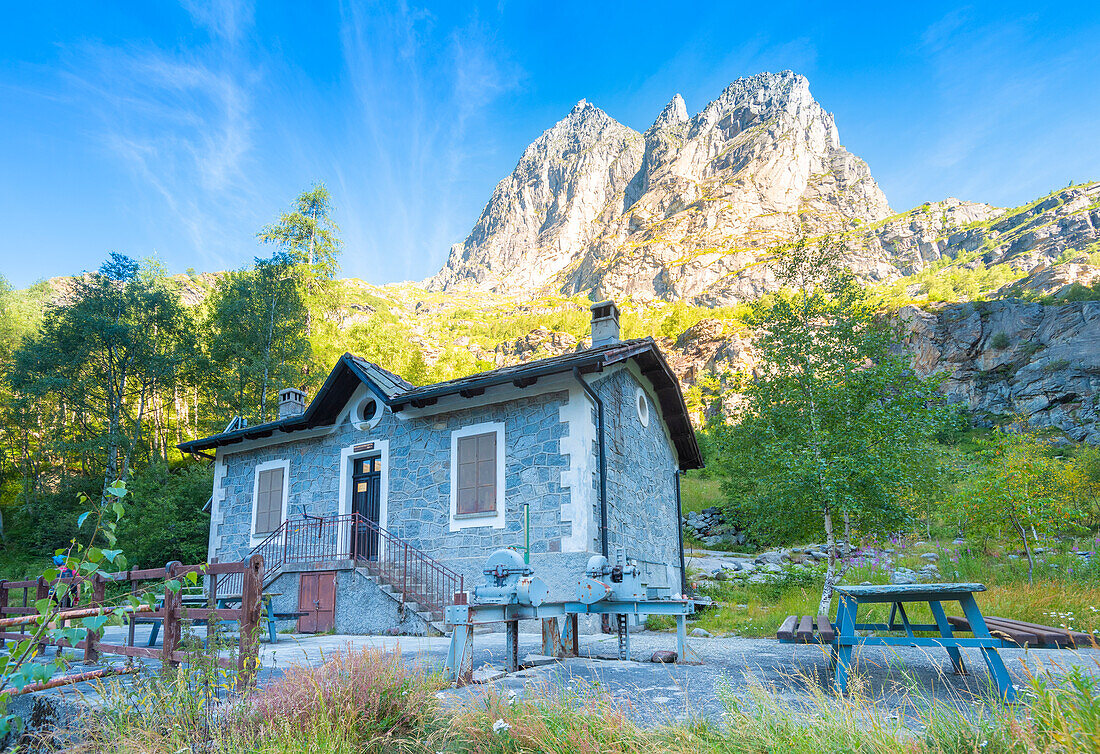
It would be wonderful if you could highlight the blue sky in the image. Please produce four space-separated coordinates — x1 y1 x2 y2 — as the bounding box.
1 2 1098 289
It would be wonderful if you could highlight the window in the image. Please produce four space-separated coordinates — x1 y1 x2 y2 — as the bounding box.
450 422 505 531
636 387 651 427
252 461 288 537
456 431 497 515
351 394 382 429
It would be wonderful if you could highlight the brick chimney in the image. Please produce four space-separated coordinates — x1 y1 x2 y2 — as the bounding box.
278 388 306 419
590 300 621 347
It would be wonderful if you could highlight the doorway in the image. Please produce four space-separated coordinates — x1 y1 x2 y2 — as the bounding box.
297 571 336 633
351 455 381 560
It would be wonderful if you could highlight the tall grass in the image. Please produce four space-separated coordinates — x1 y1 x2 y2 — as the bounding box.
77 645 446 753
72 646 1100 753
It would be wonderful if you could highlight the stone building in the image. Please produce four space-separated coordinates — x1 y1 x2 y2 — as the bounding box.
178 302 702 635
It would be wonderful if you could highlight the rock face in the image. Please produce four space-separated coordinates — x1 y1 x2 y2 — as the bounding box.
431 72 892 302
431 69 1100 308
998 262 1100 300
429 100 643 293
901 300 1100 443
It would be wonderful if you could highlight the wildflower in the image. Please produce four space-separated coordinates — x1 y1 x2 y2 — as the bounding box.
492 718 511 734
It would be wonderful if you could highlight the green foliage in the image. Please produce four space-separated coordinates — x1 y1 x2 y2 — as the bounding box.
200 253 311 426
7 255 195 496
961 428 1090 582
711 239 954 611
258 183 343 280
0 480 170 734
117 462 213 568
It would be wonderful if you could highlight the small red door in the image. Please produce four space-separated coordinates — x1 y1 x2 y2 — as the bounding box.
298 571 337 633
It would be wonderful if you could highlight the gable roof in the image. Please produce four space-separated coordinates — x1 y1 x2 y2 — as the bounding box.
178 338 703 469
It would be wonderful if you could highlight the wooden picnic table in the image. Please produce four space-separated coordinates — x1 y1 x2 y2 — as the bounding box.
831 583 1016 702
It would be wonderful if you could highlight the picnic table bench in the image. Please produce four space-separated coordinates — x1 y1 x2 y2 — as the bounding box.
139 591 304 646
777 583 1021 701
946 615 1096 649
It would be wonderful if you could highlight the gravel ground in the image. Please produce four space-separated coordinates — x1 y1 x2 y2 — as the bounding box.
11 624 1100 737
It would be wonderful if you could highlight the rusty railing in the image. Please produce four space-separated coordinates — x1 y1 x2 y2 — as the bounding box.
247 513 463 620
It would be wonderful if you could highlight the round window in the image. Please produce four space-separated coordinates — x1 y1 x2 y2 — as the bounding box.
352 395 382 428
635 388 650 427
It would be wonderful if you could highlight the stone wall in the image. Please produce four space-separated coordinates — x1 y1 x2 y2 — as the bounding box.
593 367 682 592
213 387 573 567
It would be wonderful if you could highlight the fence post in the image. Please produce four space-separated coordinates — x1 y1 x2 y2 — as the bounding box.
237 554 263 691
162 561 183 669
83 574 107 663
0 580 7 637
35 576 50 655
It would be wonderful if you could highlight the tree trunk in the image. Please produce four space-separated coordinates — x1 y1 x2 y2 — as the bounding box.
1013 517 1035 585
817 506 836 616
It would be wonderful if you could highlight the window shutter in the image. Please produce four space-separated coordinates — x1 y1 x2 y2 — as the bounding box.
456 431 498 515
255 468 285 535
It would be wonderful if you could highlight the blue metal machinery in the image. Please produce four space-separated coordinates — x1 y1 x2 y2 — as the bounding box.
444 548 698 684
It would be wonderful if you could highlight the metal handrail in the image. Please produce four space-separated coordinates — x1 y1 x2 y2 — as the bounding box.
352 514 465 617
245 513 464 619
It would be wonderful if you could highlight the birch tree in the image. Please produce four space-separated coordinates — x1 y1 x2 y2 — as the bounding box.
714 239 950 615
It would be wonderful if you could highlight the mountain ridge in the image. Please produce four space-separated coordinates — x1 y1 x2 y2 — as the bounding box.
430 71 1100 307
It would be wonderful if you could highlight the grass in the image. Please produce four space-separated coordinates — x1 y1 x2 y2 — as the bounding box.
70 650 1100 753
680 475 724 515
678 537 1100 640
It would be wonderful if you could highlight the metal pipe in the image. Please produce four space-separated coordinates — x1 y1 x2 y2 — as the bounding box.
523 503 531 564
674 470 687 596
573 367 608 558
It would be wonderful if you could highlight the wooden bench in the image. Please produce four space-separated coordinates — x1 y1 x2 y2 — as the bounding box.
947 615 1097 649
777 614 836 645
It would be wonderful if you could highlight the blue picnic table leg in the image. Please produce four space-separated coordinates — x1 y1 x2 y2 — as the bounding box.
266 597 277 644
959 593 1016 702
833 595 857 694
929 600 967 675
147 619 161 647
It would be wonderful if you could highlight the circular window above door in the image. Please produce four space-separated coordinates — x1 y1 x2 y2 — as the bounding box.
351 394 383 429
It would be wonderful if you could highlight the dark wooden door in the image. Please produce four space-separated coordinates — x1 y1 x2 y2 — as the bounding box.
297 571 336 633
352 456 382 561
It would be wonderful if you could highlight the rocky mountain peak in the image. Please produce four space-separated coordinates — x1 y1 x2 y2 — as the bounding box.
651 94 688 131
431 71 892 301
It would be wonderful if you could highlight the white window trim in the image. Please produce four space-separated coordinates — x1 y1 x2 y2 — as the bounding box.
449 421 506 532
635 386 651 427
250 459 290 545
338 439 390 556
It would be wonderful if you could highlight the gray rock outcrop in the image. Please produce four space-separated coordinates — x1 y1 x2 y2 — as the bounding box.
901 300 1100 443
429 99 643 294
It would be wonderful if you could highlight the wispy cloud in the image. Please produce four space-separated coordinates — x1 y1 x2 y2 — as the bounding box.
180 0 256 44
335 1 523 282
57 2 259 270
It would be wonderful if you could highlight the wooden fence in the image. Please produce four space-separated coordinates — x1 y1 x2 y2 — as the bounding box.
0 554 264 690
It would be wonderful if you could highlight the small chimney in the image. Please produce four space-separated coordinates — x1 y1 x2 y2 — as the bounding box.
278 388 306 419
590 300 621 347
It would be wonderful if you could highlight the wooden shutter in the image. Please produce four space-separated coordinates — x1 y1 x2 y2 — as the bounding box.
255 467 284 535
456 431 497 515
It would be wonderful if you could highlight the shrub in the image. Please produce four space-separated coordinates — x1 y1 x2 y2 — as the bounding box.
244 646 445 743
990 332 1010 349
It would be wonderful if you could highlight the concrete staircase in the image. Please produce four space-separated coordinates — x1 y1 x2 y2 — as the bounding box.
354 566 450 636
